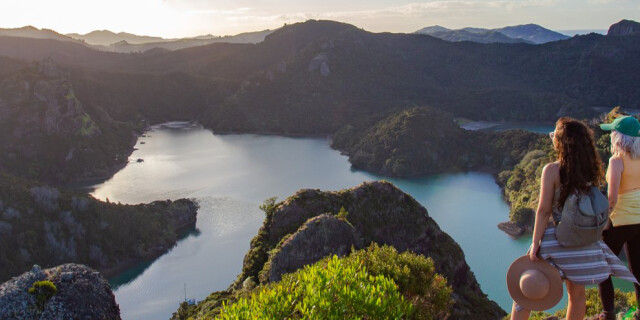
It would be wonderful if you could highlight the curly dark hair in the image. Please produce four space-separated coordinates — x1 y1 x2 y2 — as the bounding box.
554 117 605 208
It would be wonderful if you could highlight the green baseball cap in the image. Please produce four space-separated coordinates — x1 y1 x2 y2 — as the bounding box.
600 116 640 137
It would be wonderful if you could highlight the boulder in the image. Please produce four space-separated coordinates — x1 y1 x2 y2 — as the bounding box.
264 213 361 282
0 264 120 320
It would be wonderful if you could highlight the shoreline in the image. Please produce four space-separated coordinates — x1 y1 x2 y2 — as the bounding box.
81 119 520 283
101 218 197 279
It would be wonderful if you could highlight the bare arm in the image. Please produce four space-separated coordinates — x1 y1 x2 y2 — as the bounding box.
607 156 623 212
530 163 557 261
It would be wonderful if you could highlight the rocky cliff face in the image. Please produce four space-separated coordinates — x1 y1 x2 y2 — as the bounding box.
607 19 640 36
263 213 361 282
0 264 120 320
0 58 133 183
238 181 505 319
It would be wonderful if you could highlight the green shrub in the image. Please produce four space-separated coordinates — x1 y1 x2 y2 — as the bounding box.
28 280 57 311
510 206 535 226
217 245 452 320
218 255 413 319
348 244 453 319
336 206 349 221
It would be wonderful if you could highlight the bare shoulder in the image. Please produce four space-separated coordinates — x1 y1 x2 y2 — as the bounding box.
542 162 560 174
609 155 623 166
609 155 624 172
541 161 560 184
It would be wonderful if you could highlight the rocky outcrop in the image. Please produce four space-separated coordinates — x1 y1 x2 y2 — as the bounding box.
307 52 330 77
498 221 526 237
263 213 361 282
240 181 505 319
0 264 120 320
0 59 132 183
607 19 640 36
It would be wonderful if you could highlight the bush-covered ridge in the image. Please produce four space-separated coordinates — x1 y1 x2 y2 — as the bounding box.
0 172 198 282
175 245 453 320
1 20 640 137
0 59 136 184
332 106 544 177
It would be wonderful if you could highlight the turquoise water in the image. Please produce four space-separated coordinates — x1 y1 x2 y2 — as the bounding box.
461 120 555 134
91 123 634 320
490 122 555 134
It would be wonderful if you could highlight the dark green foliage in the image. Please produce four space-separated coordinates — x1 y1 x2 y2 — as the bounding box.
173 302 190 320
480 130 548 174
348 244 453 320
332 107 480 176
204 21 640 134
0 61 134 184
188 245 452 320
2 20 639 137
332 106 546 177
170 291 235 320
510 206 535 226
500 149 553 225
0 173 198 282
28 280 57 311
237 197 277 286
220 254 414 319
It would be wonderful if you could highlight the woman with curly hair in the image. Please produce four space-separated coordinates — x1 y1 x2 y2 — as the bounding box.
511 117 637 320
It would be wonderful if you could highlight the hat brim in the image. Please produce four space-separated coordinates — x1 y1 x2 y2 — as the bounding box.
506 255 563 311
600 123 615 131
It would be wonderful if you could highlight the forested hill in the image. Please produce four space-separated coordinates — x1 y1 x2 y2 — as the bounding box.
0 20 638 134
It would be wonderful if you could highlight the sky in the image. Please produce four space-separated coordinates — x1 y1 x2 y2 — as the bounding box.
0 0 638 38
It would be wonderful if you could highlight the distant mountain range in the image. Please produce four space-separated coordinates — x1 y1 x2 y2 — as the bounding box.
0 26 272 53
66 30 168 45
0 26 83 44
415 24 570 44
0 19 638 132
558 29 607 36
0 22 610 52
66 29 273 53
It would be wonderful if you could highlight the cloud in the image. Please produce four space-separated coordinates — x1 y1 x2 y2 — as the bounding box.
587 0 629 3
223 0 558 23
184 7 251 16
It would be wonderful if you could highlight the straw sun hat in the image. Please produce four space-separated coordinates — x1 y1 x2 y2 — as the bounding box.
506 255 563 311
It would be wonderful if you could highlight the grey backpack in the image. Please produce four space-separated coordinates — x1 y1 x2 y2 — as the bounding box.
555 186 609 247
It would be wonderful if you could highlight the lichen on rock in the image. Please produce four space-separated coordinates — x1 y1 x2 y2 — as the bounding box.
262 213 361 282
0 264 120 320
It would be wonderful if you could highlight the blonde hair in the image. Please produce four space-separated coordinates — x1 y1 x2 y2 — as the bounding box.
611 130 640 159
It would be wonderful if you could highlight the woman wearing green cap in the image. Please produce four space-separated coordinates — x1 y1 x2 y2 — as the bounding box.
598 115 640 320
